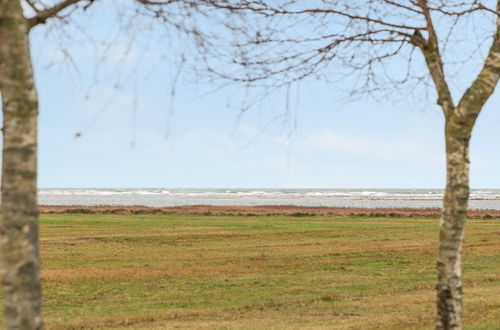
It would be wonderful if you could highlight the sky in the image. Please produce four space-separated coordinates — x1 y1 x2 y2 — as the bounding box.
22 2 500 189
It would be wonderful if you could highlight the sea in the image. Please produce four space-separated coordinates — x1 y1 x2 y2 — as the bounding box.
38 188 500 209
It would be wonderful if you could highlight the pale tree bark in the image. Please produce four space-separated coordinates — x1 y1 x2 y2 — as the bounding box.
414 1 500 328
437 122 471 329
0 0 212 328
0 0 43 328
0 0 96 327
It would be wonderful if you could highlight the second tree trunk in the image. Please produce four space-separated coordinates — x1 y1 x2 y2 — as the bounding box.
436 121 472 330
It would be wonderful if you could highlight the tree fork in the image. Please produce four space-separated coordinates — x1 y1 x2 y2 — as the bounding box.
0 0 44 328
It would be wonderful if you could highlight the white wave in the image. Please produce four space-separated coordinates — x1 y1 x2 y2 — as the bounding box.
38 188 500 201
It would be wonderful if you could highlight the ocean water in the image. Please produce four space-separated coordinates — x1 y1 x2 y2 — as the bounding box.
38 188 500 209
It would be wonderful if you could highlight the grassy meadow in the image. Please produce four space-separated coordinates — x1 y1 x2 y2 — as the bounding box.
2 213 499 329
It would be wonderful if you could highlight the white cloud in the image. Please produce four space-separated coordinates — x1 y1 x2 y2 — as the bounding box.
305 130 442 160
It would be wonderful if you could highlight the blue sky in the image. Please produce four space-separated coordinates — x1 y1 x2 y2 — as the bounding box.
26 3 500 189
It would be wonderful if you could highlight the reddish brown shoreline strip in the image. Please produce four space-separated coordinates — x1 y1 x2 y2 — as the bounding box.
39 205 500 219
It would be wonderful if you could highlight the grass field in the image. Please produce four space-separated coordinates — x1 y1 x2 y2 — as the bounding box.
3 213 500 329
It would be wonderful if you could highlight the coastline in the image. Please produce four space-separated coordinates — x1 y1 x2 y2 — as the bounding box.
38 188 500 210
38 205 500 218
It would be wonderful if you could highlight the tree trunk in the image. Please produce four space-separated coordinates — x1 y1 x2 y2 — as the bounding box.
436 120 472 330
0 1 44 329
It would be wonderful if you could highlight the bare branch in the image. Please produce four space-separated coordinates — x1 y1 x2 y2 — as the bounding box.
24 0 40 12
455 1 500 126
414 0 455 116
428 2 496 16
28 0 94 29
382 0 422 15
206 1 426 31
135 0 181 5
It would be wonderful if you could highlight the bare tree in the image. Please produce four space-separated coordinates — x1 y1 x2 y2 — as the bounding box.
197 1 500 329
0 0 226 328
2 0 498 328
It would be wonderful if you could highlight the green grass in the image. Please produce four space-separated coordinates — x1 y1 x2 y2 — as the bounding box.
2 213 499 329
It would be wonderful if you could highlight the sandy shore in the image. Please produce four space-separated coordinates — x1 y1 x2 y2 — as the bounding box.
38 205 500 218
